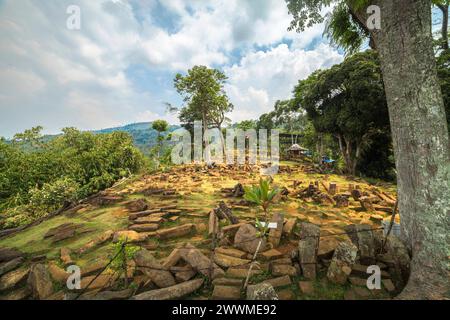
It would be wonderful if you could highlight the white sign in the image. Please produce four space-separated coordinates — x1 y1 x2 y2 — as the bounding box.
257 222 278 229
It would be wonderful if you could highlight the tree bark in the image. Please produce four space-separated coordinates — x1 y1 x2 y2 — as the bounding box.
358 0 450 299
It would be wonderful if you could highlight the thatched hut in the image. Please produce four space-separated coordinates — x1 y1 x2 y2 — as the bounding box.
287 144 309 159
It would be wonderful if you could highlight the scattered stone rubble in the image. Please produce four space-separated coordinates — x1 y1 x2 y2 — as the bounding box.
0 164 407 300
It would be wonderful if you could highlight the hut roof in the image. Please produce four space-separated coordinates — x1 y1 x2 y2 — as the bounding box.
288 144 308 151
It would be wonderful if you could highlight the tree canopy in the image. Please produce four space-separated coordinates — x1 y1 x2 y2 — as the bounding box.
293 50 389 175
174 66 233 131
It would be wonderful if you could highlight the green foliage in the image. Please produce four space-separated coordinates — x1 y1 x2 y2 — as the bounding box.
109 239 140 279
152 120 169 134
324 2 369 54
0 127 145 229
244 179 280 237
235 120 257 131
28 178 79 214
286 0 369 33
293 50 390 175
244 179 279 211
174 65 233 130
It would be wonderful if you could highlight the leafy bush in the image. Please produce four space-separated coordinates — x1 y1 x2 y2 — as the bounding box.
0 127 145 229
28 178 80 214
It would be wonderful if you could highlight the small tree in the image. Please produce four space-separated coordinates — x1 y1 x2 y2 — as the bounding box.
151 120 169 166
244 178 280 231
243 178 279 288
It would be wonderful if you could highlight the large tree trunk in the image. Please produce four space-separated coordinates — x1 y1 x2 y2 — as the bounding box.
364 0 450 299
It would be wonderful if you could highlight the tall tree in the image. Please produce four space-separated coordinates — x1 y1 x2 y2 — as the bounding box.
294 50 389 175
174 66 233 161
286 0 450 299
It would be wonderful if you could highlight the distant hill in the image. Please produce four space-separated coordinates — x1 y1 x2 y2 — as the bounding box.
93 122 180 153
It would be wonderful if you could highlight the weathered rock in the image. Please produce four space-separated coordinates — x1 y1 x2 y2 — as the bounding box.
134 216 165 225
81 261 106 277
214 253 250 268
0 257 24 277
271 258 292 267
282 218 297 237
298 281 314 295
162 248 182 268
247 283 278 300
156 224 195 240
221 223 248 238
212 285 241 300
345 224 376 264
226 268 261 279
27 264 54 300
359 196 375 212
333 194 349 207
129 224 159 233
353 286 371 299
0 247 23 263
126 199 148 212
277 288 295 300
298 222 320 280
79 274 117 291
0 267 29 291
60 248 73 266
134 249 176 288
385 235 410 287
44 223 75 238
232 183 245 197
214 201 239 224
48 262 69 283
179 244 224 279
208 211 219 236
318 238 339 260
262 275 291 288
215 247 247 259
327 242 358 285
271 264 297 277
369 214 384 224
382 279 396 293
131 278 204 300
45 223 84 243
212 278 243 287
128 209 162 220
113 230 147 243
351 189 362 200
268 213 284 247
234 224 266 254
329 183 337 195
0 287 31 300
77 230 114 255
81 289 134 300
174 269 196 282
90 194 122 206
260 248 283 261
349 276 367 287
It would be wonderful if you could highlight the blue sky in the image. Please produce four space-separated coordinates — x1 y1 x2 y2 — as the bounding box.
5 0 432 137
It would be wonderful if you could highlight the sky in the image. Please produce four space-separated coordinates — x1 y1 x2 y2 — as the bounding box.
0 0 347 137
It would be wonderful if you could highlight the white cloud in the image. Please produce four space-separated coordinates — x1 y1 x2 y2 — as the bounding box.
0 0 341 137
225 43 343 122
